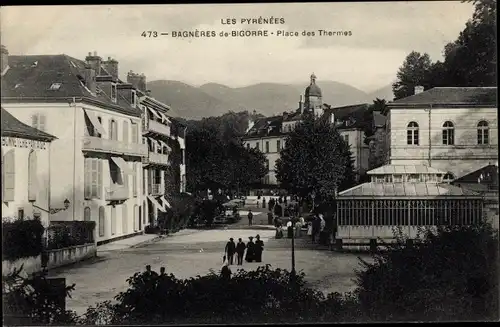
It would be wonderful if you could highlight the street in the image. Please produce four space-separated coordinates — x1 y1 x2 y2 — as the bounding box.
48 227 369 315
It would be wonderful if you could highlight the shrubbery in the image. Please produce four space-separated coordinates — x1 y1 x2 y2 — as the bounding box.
46 221 96 250
2 219 45 261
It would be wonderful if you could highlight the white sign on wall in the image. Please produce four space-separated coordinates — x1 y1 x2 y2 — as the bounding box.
1 137 47 150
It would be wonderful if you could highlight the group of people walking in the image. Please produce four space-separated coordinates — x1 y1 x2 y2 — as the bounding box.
224 235 264 265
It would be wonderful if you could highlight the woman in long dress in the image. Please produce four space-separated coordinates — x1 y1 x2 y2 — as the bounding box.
307 222 313 237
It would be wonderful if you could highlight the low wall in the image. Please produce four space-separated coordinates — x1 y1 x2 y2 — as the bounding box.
46 243 97 270
2 255 42 278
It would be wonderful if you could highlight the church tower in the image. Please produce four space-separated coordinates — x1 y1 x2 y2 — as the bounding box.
304 73 323 117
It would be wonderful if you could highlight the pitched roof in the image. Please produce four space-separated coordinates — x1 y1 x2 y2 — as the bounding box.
453 164 498 187
367 164 447 175
1 107 56 142
1 54 141 117
245 115 284 138
389 87 497 107
323 103 370 129
338 182 480 198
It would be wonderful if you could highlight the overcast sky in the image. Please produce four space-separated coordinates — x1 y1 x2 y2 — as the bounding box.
1 2 474 92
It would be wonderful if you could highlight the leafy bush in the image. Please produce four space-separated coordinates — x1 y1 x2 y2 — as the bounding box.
354 221 499 322
2 266 79 325
46 221 96 250
2 219 45 261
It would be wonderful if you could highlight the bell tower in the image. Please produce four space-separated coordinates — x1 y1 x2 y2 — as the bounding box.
304 73 323 117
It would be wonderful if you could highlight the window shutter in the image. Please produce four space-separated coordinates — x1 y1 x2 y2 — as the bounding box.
28 150 37 202
91 159 98 198
133 163 138 196
84 158 91 199
39 115 46 132
3 149 15 201
122 204 128 234
111 206 116 235
97 160 103 199
131 123 138 144
32 115 39 129
123 121 129 144
84 207 91 221
98 206 105 237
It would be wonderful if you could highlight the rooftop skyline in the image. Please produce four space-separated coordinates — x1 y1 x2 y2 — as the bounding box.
1 2 474 92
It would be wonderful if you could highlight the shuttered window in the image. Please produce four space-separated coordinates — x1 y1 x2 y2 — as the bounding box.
84 158 102 199
123 121 129 144
99 206 105 237
84 207 91 221
111 205 116 235
131 122 138 144
31 114 46 131
122 204 128 234
3 149 15 202
28 150 37 202
109 120 118 140
133 163 138 196
134 205 139 231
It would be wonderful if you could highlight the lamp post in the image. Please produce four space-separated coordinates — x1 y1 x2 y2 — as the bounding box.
311 192 316 212
33 199 70 215
290 214 297 276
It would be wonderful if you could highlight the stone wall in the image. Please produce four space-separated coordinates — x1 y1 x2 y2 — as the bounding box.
45 243 97 269
2 255 42 278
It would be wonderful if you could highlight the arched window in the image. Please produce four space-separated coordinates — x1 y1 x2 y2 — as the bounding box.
122 204 128 235
28 150 37 202
123 120 129 144
2 149 15 202
443 172 455 183
407 122 419 145
84 207 91 221
477 120 489 145
442 121 455 145
109 119 118 140
134 204 139 231
98 206 105 237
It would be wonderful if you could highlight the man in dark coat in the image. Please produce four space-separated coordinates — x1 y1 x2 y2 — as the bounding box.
236 238 246 265
245 236 255 262
248 209 254 226
224 238 236 265
312 214 321 244
254 234 264 262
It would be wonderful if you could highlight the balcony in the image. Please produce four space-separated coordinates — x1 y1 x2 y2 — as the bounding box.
146 120 171 137
82 136 148 157
143 151 169 166
149 183 164 196
105 185 129 201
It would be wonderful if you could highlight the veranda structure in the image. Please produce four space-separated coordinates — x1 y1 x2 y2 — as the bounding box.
336 165 484 244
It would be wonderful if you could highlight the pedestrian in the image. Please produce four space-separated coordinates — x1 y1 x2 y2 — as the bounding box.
254 234 264 262
245 236 255 262
286 220 294 238
275 222 284 239
312 214 321 244
248 209 253 226
295 217 302 238
225 237 236 265
307 221 313 238
159 266 166 276
145 265 158 277
236 238 246 265
319 213 326 244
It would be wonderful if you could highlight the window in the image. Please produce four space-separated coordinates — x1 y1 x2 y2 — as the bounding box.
265 141 269 153
28 150 37 202
110 160 123 185
442 121 455 145
477 120 489 145
111 206 116 235
122 204 128 234
393 174 403 183
343 134 349 145
408 174 419 182
31 113 46 132
98 206 105 237
18 208 24 220
131 90 137 107
255 142 260 150
2 149 15 202
277 140 281 151
407 121 419 145
111 83 117 103
122 120 129 143
443 172 455 183
109 119 118 140
133 163 138 197
84 207 91 221
143 168 146 194
131 122 138 143
49 83 62 90
84 158 102 199
134 205 139 231
96 117 103 137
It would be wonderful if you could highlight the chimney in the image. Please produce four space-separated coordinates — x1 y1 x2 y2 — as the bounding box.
127 71 146 92
103 57 119 80
299 95 303 113
414 85 424 95
85 51 102 76
1 45 8 74
139 73 147 92
84 65 97 94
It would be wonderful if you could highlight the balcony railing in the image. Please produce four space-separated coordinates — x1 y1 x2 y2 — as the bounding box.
149 183 164 196
143 151 169 166
147 120 171 137
105 185 129 201
82 136 148 157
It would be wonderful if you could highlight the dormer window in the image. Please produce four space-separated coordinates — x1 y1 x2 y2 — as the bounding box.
111 83 117 103
49 83 62 90
131 90 137 107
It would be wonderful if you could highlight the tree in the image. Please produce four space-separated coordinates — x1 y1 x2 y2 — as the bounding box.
229 141 267 194
275 112 356 204
392 51 433 100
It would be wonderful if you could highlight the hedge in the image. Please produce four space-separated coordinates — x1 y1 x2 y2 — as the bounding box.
2 219 45 261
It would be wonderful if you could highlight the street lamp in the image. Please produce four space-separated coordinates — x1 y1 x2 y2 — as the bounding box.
290 214 298 276
33 199 71 215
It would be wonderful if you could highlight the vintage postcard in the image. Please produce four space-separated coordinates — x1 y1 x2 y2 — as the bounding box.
1 1 498 325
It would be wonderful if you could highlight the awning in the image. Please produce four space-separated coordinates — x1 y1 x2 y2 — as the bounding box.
160 196 171 209
158 111 170 123
148 195 166 213
158 140 171 151
147 137 161 148
84 109 107 136
111 157 135 175
147 107 162 120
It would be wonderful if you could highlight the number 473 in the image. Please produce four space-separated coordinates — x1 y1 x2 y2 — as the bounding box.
141 31 158 37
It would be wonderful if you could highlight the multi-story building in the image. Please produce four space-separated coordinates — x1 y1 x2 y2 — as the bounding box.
387 86 498 180
243 74 371 187
126 71 187 227
1 108 57 227
1 49 147 244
